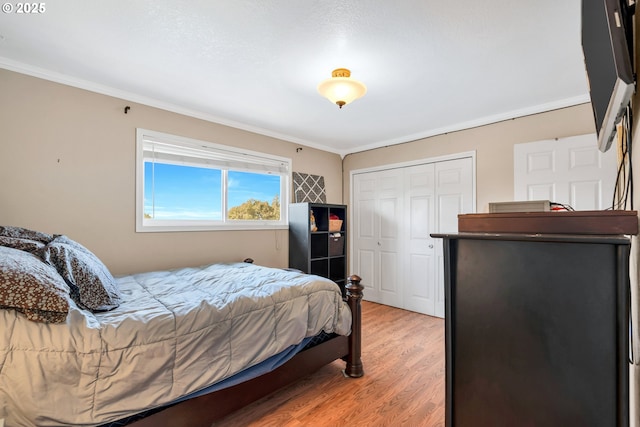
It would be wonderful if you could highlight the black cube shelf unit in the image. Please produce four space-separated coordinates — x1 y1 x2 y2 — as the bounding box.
288 203 347 295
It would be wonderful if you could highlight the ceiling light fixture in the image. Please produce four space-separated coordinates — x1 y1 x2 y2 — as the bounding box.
317 68 367 109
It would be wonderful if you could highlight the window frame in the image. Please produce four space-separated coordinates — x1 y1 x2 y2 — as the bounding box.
136 128 291 232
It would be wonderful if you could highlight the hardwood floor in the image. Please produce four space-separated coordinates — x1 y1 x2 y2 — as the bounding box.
213 301 446 427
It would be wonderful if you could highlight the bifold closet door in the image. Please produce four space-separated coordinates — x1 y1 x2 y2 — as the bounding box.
403 163 437 314
406 158 474 317
432 158 474 317
353 168 404 309
352 156 473 317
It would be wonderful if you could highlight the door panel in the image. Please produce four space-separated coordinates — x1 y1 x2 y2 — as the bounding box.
408 254 430 299
357 248 376 300
438 194 462 234
528 183 556 201
404 164 435 314
357 199 375 238
527 150 555 174
353 175 379 301
571 180 602 210
353 169 403 307
377 171 402 307
409 196 430 240
434 158 474 317
379 198 399 240
380 252 399 292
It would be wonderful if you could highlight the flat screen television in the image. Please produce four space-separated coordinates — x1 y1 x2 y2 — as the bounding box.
581 0 634 152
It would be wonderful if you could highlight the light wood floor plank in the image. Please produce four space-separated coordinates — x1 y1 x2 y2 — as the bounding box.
213 301 445 427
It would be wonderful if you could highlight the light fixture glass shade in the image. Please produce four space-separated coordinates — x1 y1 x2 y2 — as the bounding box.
317 68 367 108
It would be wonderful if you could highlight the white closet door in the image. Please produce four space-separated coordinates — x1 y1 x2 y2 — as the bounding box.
404 163 436 314
352 155 475 317
514 134 617 210
353 168 403 307
352 172 378 301
433 158 475 317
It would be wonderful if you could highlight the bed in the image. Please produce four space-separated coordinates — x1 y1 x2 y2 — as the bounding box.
0 226 364 426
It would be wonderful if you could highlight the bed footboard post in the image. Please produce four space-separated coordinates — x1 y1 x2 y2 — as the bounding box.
345 274 364 378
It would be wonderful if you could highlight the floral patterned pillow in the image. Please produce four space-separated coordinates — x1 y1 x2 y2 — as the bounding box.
0 246 70 323
44 235 122 311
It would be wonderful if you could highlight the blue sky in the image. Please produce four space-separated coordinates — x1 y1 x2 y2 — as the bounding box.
144 163 280 220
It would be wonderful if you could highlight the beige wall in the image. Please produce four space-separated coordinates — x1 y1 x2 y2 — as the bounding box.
342 104 596 213
0 69 343 274
0 68 602 276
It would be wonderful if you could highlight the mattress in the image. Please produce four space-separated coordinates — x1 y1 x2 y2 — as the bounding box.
0 262 351 426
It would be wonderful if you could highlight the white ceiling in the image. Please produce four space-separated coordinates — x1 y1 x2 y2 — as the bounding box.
0 0 590 156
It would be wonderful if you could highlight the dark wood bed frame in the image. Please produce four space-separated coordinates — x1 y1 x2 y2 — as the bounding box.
130 275 364 427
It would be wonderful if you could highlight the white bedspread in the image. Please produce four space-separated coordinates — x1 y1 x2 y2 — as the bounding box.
0 262 351 426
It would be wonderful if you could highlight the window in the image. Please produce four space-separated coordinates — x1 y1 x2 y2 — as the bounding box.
136 128 290 232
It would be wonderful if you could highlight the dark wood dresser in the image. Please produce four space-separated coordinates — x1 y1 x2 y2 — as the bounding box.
433 210 638 427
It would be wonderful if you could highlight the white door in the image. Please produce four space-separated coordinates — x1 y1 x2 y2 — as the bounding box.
353 168 403 308
352 155 475 317
433 158 474 317
514 134 617 210
404 163 436 314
